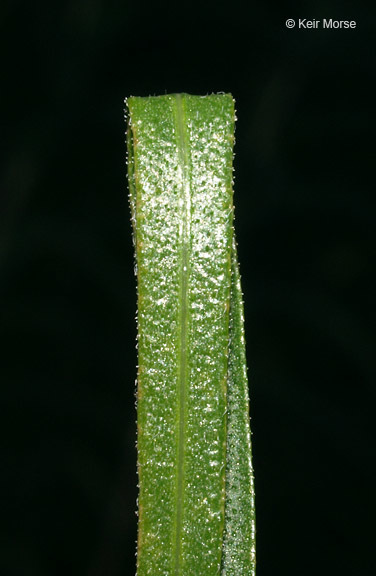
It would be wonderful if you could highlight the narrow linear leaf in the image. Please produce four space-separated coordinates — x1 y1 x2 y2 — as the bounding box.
126 93 255 576
221 235 256 576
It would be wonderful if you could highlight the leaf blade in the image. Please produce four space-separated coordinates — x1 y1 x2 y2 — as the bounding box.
221 235 256 576
126 93 255 576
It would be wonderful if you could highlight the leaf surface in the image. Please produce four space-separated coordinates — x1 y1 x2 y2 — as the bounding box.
127 93 255 576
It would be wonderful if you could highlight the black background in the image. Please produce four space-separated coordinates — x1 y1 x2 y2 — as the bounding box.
1 1 375 575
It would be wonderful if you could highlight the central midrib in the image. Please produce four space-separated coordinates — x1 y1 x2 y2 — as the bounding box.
174 93 190 576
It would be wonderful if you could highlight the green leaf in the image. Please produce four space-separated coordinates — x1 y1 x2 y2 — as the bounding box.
221 235 256 576
126 93 255 576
